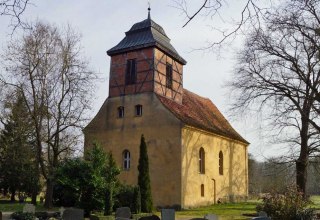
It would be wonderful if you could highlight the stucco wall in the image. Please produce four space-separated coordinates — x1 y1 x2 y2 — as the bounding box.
181 126 248 208
84 93 183 207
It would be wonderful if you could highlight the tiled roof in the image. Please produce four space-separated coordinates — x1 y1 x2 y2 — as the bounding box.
107 17 187 65
157 89 249 144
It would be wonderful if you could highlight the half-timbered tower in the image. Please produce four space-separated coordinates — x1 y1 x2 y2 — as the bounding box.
84 11 249 209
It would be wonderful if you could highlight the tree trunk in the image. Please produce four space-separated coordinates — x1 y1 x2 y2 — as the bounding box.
297 113 310 196
31 190 37 205
10 190 16 202
44 179 53 208
296 159 308 194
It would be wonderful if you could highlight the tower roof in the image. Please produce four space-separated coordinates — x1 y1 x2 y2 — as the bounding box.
107 16 187 65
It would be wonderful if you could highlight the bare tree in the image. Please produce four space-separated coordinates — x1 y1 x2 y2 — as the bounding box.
229 0 320 194
173 0 275 50
0 0 31 30
0 21 96 207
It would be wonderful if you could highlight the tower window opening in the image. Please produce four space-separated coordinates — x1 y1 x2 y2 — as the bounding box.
166 63 173 89
118 106 124 118
126 59 137 85
135 105 143 116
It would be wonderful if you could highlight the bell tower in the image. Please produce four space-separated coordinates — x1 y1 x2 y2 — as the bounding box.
107 9 187 103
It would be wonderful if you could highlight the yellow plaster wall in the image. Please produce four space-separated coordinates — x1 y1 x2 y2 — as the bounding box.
181 126 248 208
84 93 183 207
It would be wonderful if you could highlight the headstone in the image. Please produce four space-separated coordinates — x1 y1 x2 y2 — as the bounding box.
204 214 218 220
23 204 35 213
60 207 65 217
258 211 268 217
90 214 100 220
115 207 131 219
251 217 271 220
138 215 160 220
161 209 175 220
62 208 84 220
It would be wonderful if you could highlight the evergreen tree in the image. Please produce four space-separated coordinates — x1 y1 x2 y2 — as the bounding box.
0 92 40 202
137 135 153 212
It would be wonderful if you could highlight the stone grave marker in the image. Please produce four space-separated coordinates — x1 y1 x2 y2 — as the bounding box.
115 207 131 219
258 211 268 217
138 215 160 220
23 204 35 213
251 217 271 220
204 214 218 220
62 208 84 220
161 209 175 220
60 207 65 217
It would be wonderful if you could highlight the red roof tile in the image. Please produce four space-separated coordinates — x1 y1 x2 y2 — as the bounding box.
157 89 249 144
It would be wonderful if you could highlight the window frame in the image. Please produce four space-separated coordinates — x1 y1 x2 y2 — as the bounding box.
125 59 137 85
201 184 204 197
135 104 143 117
122 150 131 170
166 63 173 89
219 151 224 175
199 147 205 174
117 106 124 118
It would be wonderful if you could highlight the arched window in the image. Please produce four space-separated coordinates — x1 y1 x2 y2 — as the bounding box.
219 151 224 175
135 104 142 116
123 150 130 170
201 184 204 197
118 106 124 118
199 147 205 174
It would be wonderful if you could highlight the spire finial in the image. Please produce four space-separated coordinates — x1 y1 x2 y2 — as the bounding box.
148 1 151 19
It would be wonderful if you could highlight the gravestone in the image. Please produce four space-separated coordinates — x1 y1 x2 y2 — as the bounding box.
60 207 65 217
138 215 160 220
204 214 218 220
62 208 84 220
115 207 131 219
23 204 35 213
258 211 268 217
251 217 271 220
161 209 175 220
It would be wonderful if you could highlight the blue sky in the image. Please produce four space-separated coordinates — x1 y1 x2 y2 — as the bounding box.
0 0 275 160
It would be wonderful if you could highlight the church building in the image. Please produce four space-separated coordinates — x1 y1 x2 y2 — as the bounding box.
84 10 249 209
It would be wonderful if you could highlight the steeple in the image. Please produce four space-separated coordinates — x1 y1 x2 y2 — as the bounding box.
107 14 186 65
107 10 186 103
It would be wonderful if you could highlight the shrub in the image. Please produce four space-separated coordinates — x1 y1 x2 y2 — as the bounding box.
256 186 314 220
11 211 35 220
114 184 141 213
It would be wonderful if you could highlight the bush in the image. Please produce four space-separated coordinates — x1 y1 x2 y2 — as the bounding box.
114 184 141 213
256 186 314 220
11 212 35 220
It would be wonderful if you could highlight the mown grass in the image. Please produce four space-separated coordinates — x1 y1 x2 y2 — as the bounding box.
0 200 58 212
175 200 258 220
1 196 320 220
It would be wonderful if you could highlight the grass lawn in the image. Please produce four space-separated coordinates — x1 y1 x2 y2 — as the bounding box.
1 196 320 220
175 200 258 220
0 200 58 212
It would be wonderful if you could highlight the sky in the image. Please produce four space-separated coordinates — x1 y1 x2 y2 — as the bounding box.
0 0 275 160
